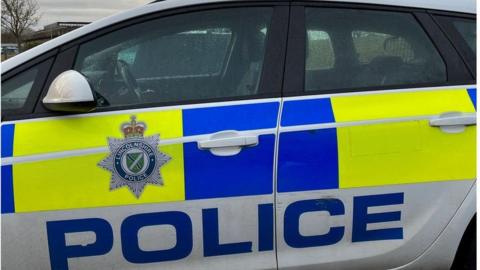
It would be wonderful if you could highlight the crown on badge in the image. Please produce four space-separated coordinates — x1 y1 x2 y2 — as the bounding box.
122 116 146 138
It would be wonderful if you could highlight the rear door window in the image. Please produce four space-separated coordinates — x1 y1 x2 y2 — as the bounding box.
352 31 415 64
306 30 335 70
305 8 447 92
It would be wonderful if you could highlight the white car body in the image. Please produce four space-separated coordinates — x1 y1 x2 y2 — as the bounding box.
1 0 476 269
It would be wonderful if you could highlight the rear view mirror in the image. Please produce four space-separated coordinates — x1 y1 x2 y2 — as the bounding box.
43 70 96 113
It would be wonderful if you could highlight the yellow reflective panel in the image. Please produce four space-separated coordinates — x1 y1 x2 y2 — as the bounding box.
13 109 183 156
337 120 476 188
13 144 185 212
333 88 476 188
331 89 476 122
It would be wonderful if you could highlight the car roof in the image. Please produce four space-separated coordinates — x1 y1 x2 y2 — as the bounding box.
2 0 475 74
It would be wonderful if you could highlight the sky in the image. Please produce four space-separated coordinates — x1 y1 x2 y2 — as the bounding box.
35 0 150 30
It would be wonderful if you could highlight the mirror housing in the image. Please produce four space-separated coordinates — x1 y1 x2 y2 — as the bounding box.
43 70 96 113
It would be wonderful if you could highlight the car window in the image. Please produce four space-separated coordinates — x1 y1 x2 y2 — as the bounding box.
74 7 273 108
352 31 415 64
306 30 335 70
305 8 447 92
451 19 476 54
434 15 476 75
117 45 139 66
1 59 52 114
2 68 38 111
130 28 233 78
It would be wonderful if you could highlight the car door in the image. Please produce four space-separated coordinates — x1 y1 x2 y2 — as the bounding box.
1 3 289 270
276 4 476 269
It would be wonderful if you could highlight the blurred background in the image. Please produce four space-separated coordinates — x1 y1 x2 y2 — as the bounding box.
1 0 149 60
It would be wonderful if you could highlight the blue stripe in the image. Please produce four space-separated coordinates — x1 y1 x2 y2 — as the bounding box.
182 102 279 136
277 129 339 192
281 98 335 127
184 134 275 200
1 124 14 158
1 165 15 214
467 88 476 110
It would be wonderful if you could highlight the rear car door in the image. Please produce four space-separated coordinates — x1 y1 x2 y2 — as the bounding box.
1 3 289 270
276 4 476 269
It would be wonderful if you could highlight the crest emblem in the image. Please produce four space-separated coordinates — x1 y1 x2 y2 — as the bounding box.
99 116 171 198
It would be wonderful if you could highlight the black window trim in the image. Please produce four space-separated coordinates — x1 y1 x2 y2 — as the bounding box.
283 1 474 97
16 1 289 121
415 12 473 82
429 12 476 77
1 55 56 121
426 9 476 19
1 48 57 82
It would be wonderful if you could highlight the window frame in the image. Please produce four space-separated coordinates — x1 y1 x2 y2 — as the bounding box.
283 2 474 97
1 52 55 121
26 2 289 120
430 11 476 77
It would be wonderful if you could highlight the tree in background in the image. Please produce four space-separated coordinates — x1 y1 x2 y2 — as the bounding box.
1 0 40 52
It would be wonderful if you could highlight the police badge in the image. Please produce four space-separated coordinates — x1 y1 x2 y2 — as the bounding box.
99 116 171 198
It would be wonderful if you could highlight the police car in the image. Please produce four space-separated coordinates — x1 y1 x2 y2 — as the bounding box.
0 0 476 269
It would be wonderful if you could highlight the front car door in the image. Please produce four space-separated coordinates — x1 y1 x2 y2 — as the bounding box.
1 3 289 270
276 3 476 269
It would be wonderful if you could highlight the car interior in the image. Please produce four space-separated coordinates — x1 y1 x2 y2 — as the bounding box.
75 9 270 108
305 8 446 92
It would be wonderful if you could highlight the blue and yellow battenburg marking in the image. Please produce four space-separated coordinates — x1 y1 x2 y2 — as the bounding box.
1 88 476 214
1 102 279 213
278 88 476 192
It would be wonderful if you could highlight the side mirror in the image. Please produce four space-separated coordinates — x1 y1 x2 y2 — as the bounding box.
43 70 96 113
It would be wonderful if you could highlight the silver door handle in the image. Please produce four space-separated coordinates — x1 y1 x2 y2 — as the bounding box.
429 113 476 134
429 114 476 127
198 136 258 149
198 131 259 156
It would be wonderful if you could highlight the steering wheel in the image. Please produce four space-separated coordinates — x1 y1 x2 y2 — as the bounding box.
116 59 142 102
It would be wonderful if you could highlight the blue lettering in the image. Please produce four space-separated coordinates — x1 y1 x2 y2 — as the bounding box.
121 211 193 263
284 199 345 248
47 218 113 270
45 192 405 266
258 203 274 251
352 193 404 242
203 208 252 256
